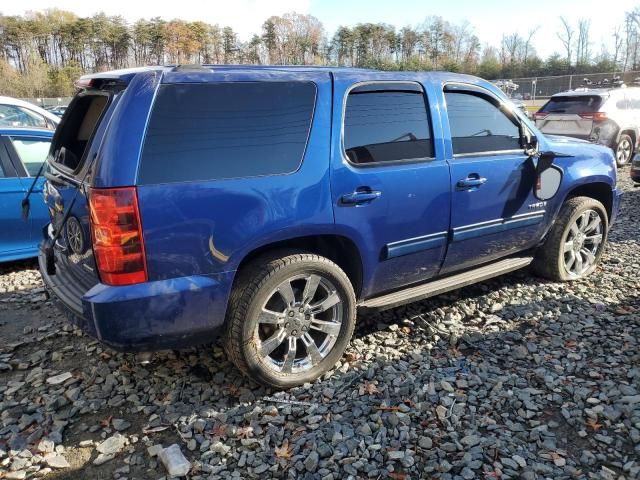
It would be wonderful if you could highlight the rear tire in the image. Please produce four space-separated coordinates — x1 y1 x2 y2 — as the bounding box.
223 252 356 389
532 196 608 282
615 133 634 167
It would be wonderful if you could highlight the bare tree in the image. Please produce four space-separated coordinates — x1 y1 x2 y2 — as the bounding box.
612 25 623 70
557 16 575 70
522 27 539 65
576 18 591 66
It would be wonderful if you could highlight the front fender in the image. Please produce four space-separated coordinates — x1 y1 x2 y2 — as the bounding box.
535 135 617 236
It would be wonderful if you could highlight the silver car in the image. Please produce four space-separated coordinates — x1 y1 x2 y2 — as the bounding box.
534 86 640 166
0 96 60 130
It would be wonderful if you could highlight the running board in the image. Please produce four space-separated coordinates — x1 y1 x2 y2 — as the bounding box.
359 256 534 311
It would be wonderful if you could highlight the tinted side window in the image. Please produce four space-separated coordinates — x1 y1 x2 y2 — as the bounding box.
139 82 316 184
10 137 51 176
343 85 433 165
445 92 521 155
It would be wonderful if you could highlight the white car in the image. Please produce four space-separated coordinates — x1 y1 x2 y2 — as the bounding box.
534 85 640 166
0 96 60 130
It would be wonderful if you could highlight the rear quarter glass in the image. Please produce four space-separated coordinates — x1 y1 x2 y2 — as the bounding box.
137 81 317 184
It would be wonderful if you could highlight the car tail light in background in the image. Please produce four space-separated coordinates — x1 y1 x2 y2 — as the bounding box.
89 187 148 286
579 112 607 121
533 111 548 120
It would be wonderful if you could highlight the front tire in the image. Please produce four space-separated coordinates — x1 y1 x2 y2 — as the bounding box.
532 196 608 282
615 133 634 167
224 252 356 389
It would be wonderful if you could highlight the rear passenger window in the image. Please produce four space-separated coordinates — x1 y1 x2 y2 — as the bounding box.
9 137 51 176
445 92 521 155
343 83 434 165
138 82 316 184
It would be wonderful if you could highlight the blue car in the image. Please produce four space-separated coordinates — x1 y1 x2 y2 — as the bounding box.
38 66 622 388
0 127 52 262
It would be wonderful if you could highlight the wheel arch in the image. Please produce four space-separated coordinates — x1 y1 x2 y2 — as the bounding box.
617 128 638 149
563 181 613 222
234 234 364 299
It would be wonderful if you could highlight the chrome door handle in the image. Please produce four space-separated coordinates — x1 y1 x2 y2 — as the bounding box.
457 176 487 190
340 189 382 205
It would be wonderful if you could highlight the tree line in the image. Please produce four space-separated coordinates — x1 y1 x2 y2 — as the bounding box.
1 8 640 98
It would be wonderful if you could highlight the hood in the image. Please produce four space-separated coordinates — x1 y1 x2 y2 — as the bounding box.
543 134 613 158
545 134 590 144
540 135 616 175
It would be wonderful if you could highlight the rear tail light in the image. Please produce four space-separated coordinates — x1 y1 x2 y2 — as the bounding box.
89 187 148 286
533 111 548 120
579 112 607 121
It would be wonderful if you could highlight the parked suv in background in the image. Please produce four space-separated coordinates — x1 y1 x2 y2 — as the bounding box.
534 85 640 166
38 66 622 388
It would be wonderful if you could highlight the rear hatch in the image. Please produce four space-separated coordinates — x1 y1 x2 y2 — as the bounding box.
534 94 604 138
41 84 122 312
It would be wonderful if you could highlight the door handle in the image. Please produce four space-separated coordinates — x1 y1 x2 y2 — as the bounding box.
457 175 487 190
340 189 382 206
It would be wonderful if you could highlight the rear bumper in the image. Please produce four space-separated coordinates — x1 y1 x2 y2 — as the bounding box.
39 249 235 351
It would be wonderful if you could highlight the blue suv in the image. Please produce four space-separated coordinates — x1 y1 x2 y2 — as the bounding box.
38 66 622 388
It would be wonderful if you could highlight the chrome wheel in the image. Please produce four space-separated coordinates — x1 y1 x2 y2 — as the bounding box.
255 274 343 374
563 209 603 277
616 137 632 165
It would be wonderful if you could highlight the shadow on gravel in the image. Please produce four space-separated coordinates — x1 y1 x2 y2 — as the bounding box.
607 179 639 244
1 178 639 479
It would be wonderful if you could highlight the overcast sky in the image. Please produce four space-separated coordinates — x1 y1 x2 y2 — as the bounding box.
2 0 637 58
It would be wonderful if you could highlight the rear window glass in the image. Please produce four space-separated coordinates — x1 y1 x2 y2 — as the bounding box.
540 95 603 114
51 94 109 171
138 82 316 184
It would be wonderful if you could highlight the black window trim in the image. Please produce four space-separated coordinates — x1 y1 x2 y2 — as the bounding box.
341 80 436 168
443 82 527 159
137 80 319 185
0 137 19 178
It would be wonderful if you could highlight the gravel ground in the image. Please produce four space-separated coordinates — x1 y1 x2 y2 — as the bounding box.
0 171 639 480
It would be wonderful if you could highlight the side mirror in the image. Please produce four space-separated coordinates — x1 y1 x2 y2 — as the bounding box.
533 151 563 201
521 127 538 156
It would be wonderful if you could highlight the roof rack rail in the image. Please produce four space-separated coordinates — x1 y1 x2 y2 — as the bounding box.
170 64 212 73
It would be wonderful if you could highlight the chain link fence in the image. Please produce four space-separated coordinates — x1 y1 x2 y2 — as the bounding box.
509 71 640 101
22 97 73 108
